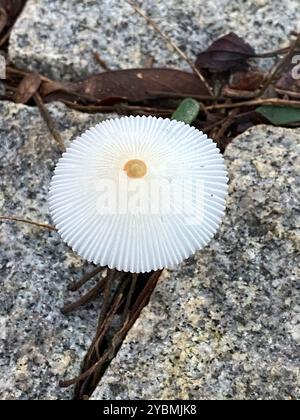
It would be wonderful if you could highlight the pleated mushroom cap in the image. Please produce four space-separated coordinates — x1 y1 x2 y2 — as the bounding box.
49 116 228 273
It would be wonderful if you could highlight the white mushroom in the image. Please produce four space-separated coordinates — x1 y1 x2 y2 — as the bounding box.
49 115 228 273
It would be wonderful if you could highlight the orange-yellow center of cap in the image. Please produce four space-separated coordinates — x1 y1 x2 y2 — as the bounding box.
124 159 147 179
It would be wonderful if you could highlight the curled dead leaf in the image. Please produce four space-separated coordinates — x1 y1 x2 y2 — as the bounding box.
222 70 265 97
196 32 256 72
228 70 265 91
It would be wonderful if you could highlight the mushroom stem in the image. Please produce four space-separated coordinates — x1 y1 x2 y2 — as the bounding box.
59 269 163 399
68 266 105 292
61 276 105 314
122 273 138 323
96 268 116 332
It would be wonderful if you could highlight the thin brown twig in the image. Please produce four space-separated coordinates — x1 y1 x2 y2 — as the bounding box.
33 92 65 151
259 33 300 96
86 274 129 363
125 0 212 95
6 66 53 83
275 88 300 99
254 46 300 58
0 216 56 231
61 276 106 315
202 110 256 134
62 100 176 115
61 270 162 390
0 29 11 48
63 273 129 398
60 340 113 388
0 7 7 34
44 86 111 105
202 116 228 133
144 55 155 68
93 275 130 361
206 97 300 111
61 279 128 389
122 273 138 323
94 52 111 71
96 269 115 331
68 266 105 292
147 90 222 101
2 83 17 92
0 94 13 101
214 108 240 144
222 87 261 100
130 270 162 315
90 283 129 391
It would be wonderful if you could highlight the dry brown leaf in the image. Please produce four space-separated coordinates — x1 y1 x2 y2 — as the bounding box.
0 7 7 34
0 0 25 25
228 70 265 91
196 32 256 72
14 73 42 103
41 68 211 103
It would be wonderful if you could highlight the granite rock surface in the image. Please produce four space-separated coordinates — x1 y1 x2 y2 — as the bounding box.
0 101 116 400
92 125 300 400
1 0 300 402
9 0 300 80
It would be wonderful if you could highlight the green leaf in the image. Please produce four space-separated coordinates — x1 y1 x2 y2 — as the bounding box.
171 98 200 124
256 105 300 125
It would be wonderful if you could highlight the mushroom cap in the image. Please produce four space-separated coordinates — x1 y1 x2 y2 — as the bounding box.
49 116 228 273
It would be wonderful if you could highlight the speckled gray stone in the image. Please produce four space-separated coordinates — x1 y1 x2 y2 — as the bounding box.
9 0 300 80
0 101 116 400
92 125 300 401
